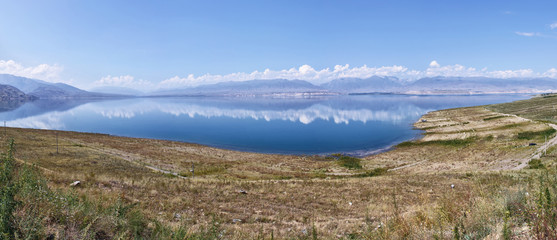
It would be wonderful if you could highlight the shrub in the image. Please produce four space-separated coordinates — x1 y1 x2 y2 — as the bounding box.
355 168 387 178
517 128 556 140
331 154 362 169
528 159 545 169
527 175 557 239
483 115 506 121
397 138 475 148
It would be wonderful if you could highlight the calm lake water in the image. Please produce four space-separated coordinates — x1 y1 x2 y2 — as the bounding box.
2 94 529 156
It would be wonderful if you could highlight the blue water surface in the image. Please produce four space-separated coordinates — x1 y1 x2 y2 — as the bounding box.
2 94 530 155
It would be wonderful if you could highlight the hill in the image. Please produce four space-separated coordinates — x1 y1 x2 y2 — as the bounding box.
0 74 124 99
0 84 35 101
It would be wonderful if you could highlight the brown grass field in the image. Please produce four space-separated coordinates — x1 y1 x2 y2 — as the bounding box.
2 94 557 239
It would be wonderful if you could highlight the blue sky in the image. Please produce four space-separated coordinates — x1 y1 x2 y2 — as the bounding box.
0 0 556 90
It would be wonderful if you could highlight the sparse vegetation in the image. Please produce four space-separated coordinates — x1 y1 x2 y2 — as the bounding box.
483 115 507 121
354 167 387 178
528 158 545 169
331 154 362 169
0 139 230 239
517 128 556 140
396 137 475 148
488 94 557 123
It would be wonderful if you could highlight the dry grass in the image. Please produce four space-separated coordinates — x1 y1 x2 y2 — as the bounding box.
488 93 557 123
364 106 553 173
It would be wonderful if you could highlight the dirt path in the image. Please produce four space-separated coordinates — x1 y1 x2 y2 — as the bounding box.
65 138 188 179
388 160 428 172
390 110 557 172
510 123 557 170
98 147 188 179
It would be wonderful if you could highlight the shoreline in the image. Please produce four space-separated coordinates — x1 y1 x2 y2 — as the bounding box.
5 94 534 159
3 125 421 159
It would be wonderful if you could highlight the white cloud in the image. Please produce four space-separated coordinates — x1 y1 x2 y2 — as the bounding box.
423 63 542 79
0 59 65 82
158 64 411 89
551 22 557 29
429 60 440 68
3 59 554 92
544 68 557 78
515 32 537 37
157 62 557 89
93 75 155 91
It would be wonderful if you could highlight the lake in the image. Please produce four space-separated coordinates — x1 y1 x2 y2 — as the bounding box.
2 94 529 156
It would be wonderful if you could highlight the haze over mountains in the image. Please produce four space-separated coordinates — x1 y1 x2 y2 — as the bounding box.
0 74 119 99
150 79 329 96
1 73 557 99
146 76 557 96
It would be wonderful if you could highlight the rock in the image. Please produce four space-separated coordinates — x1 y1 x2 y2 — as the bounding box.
70 181 81 187
174 213 181 219
232 219 242 223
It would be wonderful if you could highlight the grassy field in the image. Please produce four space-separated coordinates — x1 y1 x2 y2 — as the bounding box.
2 94 557 239
488 93 557 123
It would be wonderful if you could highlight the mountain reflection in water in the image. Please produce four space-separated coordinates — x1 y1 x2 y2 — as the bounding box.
2 94 529 155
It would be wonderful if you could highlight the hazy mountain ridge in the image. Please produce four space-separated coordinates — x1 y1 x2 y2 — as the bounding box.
150 79 330 96
0 74 123 99
0 84 34 100
90 86 145 96
1 73 557 98
404 77 557 94
320 76 402 93
152 76 557 96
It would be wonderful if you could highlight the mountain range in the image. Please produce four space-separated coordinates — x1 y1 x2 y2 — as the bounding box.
147 76 557 96
1 73 557 99
0 74 122 99
150 79 329 97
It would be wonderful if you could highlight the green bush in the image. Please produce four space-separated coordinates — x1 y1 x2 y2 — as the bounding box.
355 168 387 178
517 128 556 140
397 138 475 148
483 115 506 121
331 154 362 169
528 159 545 169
